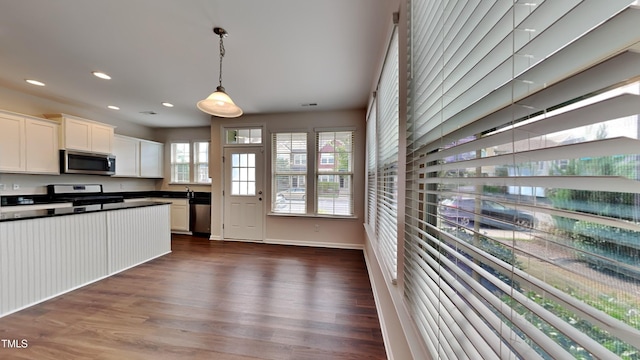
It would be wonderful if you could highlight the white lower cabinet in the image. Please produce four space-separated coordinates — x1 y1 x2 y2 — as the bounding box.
151 198 189 232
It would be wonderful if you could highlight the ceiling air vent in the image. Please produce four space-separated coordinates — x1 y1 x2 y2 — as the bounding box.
139 111 157 115
301 103 318 107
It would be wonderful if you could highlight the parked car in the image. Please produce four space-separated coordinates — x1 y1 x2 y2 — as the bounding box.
439 197 534 230
276 188 306 201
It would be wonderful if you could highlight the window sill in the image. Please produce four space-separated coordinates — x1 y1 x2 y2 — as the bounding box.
168 182 212 186
267 212 358 220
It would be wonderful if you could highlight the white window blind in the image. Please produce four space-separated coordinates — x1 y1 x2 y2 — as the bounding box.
170 142 190 183
406 0 640 359
272 133 307 214
194 141 211 184
366 101 377 228
316 131 354 216
377 28 399 280
171 141 211 183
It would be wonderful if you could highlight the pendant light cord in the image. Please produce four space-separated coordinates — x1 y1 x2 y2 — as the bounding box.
219 34 226 87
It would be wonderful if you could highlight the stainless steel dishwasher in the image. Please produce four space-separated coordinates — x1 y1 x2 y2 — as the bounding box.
189 195 211 236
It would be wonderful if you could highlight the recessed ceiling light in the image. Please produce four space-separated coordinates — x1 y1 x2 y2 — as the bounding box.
161 102 174 108
92 71 111 80
25 79 45 86
107 105 120 110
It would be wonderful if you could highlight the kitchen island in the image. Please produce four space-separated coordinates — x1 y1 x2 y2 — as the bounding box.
0 201 171 317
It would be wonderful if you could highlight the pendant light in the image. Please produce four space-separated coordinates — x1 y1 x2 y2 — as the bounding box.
197 27 243 118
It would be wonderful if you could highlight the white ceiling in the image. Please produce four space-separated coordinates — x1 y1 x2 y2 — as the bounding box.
0 0 396 128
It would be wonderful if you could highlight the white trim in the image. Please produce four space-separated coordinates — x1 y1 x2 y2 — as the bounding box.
363 245 395 360
209 234 222 240
264 238 363 250
363 226 431 360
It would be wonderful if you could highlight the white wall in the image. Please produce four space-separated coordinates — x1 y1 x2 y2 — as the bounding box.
0 173 157 197
209 110 366 248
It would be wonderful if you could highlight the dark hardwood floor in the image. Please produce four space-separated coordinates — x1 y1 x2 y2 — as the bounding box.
0 235 386 359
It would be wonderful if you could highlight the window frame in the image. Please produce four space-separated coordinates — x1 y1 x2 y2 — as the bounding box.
271 132 308 215
315 130 355 217
170 140 212 184
269 128 356 218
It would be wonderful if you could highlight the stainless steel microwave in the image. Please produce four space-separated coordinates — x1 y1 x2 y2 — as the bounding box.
60 150 116 175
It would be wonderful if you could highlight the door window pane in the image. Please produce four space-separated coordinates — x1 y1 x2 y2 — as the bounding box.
230 152 256 196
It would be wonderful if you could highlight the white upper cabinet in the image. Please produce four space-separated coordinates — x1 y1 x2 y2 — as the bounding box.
44 113 114 154
112 135 140 177
112 134 163 178
0 111 59 174
25 118 59 173
139 140 164 178
0 112 26 172
90 123 114 154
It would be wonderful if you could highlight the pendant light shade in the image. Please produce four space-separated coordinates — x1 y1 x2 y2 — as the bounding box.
198 27 243 118
197 86 243 117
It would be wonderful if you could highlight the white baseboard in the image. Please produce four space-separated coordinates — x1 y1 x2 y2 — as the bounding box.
264 238 364 250
209 234 222 240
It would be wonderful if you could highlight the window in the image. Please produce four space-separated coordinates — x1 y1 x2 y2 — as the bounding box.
272 130 355 217
403 1 640 359
194 142 211 184
374 26 399 281
170 142 190 183
272 133 307 214
226 128 262 144
320 153 334 164
316 131 354 216
293 154 306 165
170 141 211 183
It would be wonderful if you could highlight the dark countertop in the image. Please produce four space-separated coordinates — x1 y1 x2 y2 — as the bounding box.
0 201 170 223
1 190 211 207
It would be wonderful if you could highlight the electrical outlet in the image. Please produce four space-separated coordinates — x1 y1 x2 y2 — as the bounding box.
0 183 5 191
12 184 20 190
314 224 320 232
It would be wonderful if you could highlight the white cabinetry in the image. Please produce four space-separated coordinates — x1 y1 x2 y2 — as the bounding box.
112 135 163 178
113 135 140 177
25 118 59 173
152 198 189 232
0 112 25 172
45 113 114 154
171 200 189 232
0 111 59 174
140 140 163 178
